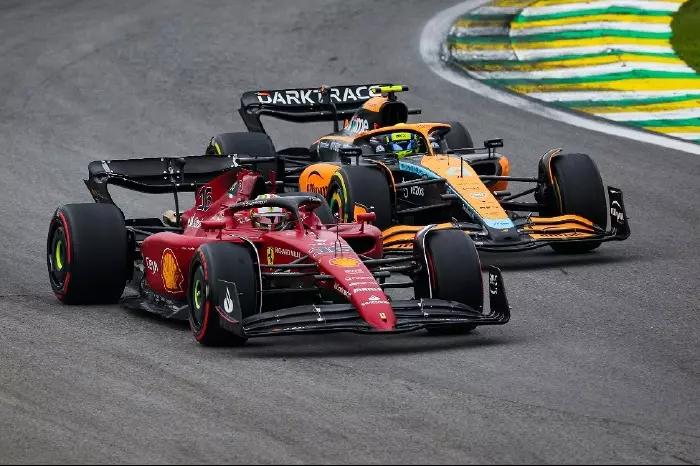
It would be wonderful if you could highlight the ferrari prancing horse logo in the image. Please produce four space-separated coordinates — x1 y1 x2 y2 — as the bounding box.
266 247 275 265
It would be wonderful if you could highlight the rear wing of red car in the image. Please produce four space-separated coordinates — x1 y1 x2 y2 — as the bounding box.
84 154 280 204
238 84 420 133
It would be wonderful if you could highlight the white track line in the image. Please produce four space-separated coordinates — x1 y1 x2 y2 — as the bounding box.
419 0 700 155
529 90 700 102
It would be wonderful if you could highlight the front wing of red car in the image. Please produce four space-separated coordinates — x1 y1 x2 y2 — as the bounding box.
216 267 509 338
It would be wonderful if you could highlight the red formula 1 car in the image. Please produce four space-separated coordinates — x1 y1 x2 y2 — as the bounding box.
47 155 510 345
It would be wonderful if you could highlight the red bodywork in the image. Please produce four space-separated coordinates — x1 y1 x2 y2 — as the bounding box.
139 168 397 331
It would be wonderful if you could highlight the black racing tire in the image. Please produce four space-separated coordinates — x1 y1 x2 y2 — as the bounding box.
205 132 277 179
277 191 334 224
326 166 393 229
416 229 482 335
544 153 607 254
444 121 474 152
188 242 258 346
47 203 128 304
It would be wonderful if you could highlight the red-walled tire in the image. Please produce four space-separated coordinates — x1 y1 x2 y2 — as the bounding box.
47 203 128 304
188 242 257 346
415 229 482 335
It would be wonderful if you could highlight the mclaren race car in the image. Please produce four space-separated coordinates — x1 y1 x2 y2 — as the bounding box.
47 155 510 345
206 84 630 253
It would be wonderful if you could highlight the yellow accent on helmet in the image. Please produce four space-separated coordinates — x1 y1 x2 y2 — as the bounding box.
390 132 412 142
370 84 407 95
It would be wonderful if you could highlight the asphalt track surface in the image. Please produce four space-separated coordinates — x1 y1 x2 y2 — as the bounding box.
0 1 698 463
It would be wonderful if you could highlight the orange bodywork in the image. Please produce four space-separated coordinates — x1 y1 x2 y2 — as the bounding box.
420 154 512 226
522 214 598 240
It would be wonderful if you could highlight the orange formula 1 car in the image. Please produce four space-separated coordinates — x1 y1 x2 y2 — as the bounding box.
207 84 629 253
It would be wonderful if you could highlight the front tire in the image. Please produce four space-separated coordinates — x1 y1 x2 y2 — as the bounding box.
444 121 474 152
415 229 482 335
539 153 607 254
47 203 129 304
188 242 259 346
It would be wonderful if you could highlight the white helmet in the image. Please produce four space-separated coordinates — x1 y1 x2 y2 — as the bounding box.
251 194 289 231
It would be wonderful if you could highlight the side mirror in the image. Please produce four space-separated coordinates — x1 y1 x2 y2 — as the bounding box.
484 138 504 149
357 212 376 224
357 212 376 232
201 219 226 231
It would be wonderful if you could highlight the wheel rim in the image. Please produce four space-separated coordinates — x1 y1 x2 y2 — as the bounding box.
55 238 65 271
48 225 68 288
190 267 206 329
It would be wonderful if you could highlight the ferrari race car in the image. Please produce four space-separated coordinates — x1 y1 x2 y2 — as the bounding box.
47 155 510 345
207 84 630 253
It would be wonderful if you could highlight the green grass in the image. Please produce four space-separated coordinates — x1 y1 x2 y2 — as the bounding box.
671 0 700 73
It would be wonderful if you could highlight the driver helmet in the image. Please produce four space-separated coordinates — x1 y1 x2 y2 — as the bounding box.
369 131 422 158
251 194 289 231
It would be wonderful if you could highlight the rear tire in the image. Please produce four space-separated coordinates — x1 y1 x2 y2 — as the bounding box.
540 153 606 254
326 166 393 229
444 121 474 152
188 242 258 346
205 132 277 179
415 230 482 335
47 203 128 304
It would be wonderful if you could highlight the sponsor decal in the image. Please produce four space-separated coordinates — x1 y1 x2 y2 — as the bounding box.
307 184 328 197
330 257 360 268
223 287 234 314
274 247 302 259
310 245 352 257
346 117 369 133
255 85 380 106
379 312 387 322
410 185 425 197
196 186 213 211
266 247 275 265
610 201 624 224
489 272 499 295
344 277 375 284
333 282 351 298
345 268 365 275
360 296 390 306
161 248 183 293
352 287 382 293
485 218 515 229
187 216 201 228
145 257 158 275
471 192 486 199
402 183 425 199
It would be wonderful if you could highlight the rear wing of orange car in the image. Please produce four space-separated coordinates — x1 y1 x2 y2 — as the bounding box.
238 84 420 134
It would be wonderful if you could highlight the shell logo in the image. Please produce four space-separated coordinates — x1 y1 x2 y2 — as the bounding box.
329 257 360 268
161 248 183 293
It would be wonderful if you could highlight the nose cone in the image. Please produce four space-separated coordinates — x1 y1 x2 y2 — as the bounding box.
352 293 396 331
